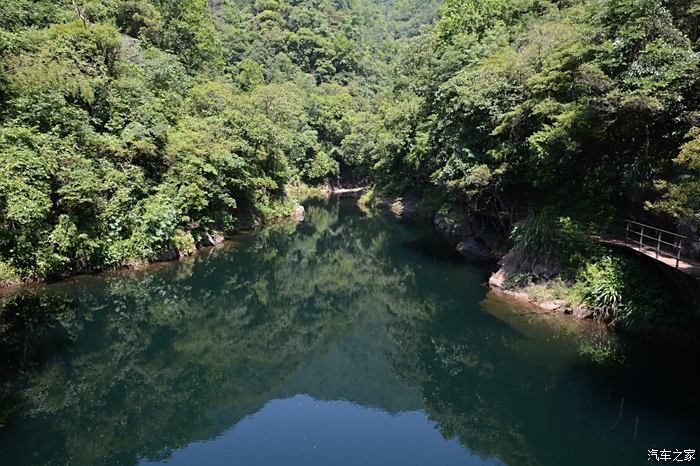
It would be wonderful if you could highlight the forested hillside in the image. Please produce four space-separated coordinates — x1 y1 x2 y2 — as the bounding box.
357 0 700 331
366 0 700 228
1 0 700 292
0 0 439 283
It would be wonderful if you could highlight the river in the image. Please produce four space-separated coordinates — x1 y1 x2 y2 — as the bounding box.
0 196 697 466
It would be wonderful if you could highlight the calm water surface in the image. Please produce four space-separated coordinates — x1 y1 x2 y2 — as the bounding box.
0 197 698 466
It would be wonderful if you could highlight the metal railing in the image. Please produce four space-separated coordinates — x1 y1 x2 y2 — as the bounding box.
624 219 686 268
470 207 693 271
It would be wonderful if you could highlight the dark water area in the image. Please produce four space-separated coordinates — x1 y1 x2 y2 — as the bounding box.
0 197 698 466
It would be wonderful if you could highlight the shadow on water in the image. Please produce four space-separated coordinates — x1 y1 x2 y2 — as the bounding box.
402 234 468 264
0 196 698 466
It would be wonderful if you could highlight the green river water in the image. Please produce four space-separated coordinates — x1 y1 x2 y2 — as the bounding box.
0 197 698 466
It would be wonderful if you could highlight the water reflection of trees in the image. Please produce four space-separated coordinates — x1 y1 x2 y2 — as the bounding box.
0 198 416 466
387 285 700 466
0 197 578 466
386 279 542 466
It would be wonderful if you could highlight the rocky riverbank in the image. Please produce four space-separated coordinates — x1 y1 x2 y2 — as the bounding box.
487 249 595 319
367 193 597 320
371 195 505 262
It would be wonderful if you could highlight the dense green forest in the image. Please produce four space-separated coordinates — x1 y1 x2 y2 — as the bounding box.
1 0 700 297
0 0 436 282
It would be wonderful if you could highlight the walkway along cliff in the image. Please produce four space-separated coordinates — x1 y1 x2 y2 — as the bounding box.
368 194 700 337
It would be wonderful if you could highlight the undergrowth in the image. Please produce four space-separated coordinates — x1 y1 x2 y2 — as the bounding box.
510 210 695 334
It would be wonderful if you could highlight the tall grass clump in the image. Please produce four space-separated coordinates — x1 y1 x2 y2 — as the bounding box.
0 261 20 287
511 208 596 274
576 255 670 331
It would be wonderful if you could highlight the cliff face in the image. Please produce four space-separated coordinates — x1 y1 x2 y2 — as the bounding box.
373 196 505 262
432 209 505 261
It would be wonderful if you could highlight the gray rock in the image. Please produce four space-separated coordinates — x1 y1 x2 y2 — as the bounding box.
456 238 492 261
433 213 461 243
402 197 417 217
433 216 447 232
374 196 418 218
489 249 523 289
390 199 405 216
538 299 568 313
573 305 594 319
433 209 485 247
201 230 225 247
433 214 448 231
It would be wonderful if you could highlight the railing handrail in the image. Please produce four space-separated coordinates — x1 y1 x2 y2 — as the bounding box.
631 233 681 249
623 219 687 240
623 218 686 269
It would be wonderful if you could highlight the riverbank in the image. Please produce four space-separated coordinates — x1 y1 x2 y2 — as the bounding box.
369 194 572 315
0 196 308 290
0 184 366 291
362 189 700 340
487 249 594 319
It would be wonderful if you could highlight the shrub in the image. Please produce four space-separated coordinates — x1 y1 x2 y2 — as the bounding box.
511 209 558 266
577 256 624 321
576 254 670 331
0 261 20 287
173 229 195 257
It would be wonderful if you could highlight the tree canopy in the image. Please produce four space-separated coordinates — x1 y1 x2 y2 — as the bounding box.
1 0 699 282
0 0 442 282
